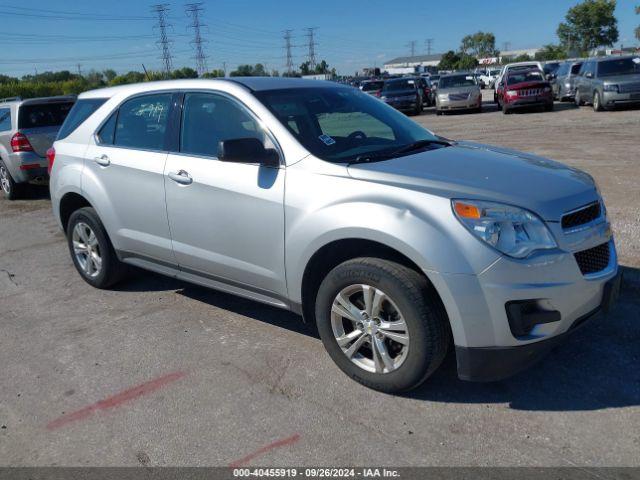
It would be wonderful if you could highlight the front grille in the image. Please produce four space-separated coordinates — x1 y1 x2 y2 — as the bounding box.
518 88 543 97
561 202 601 230
574 242 610 275
619 82 640 94
448 93 470 101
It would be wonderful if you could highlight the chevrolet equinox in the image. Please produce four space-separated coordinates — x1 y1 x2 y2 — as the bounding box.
49 78 621 392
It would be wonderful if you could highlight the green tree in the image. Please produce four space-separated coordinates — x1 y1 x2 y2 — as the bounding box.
438 50 461 70
299 61 312 75
460 31 498 57
201 69 225 78
534 44 568 61
315 60 330 74
510 54 533 62
557 0 619 54
457 53 479 70
102 69 117 82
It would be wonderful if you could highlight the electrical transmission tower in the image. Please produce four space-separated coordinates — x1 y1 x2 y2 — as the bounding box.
283 29 294 74
424 38 434 55
185 2 208 75
151 4 174 77
406 40 417 57
305 27 318 70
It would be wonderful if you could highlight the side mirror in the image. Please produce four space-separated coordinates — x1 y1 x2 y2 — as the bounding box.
218 138 280 168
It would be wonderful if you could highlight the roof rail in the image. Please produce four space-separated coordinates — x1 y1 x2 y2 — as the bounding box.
0 96 21 103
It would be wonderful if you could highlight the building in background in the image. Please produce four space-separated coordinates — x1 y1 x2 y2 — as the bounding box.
383 54 443 75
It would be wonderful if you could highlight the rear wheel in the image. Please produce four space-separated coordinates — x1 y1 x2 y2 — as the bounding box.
315 258 450 393
0 160 22 201
67 207 127 289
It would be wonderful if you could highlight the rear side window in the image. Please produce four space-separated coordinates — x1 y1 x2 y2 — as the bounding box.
0 108 10 132
58 98 106 140
114 94 172 151
97 112 117 145
18 102 74 129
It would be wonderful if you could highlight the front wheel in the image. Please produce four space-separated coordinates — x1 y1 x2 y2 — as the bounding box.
593 91 604 112
315 258 450 393
67 207 127 289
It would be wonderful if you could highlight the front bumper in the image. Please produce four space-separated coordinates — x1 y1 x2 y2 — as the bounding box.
7 151 48 183
383 99 418 111
505 96 553 109
456 271 622 381
602 91 640 108
437 96 481 111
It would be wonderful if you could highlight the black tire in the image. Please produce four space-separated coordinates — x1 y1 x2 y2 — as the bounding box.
544 102 554 112
502 103 510 114
315 258 450 393
435 109 443 116
575 89 583 106
0 159 23 201
593 91 603 112
66 207 127 289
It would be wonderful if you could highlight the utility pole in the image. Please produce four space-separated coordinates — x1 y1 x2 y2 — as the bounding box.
151 4 173 77
406 40 417 57
424 38 434 55
305 27 318 71
185 2 208 76
283 29 294 75
502 41 511 53
76 63 82 77
222 61 227 77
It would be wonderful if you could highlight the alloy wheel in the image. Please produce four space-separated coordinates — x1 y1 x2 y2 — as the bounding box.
330 284 409 374
72 222 102 278
0 164 10 194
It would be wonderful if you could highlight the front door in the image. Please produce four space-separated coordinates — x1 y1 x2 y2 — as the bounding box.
164 91 287 299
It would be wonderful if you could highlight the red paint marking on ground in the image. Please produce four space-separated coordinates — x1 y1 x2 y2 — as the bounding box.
229 434 301 468
46 371 187 430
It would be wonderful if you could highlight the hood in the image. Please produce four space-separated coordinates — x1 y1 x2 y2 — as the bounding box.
437 85 479 95
346 141 598 221
507 80 549 90
601 73 640 84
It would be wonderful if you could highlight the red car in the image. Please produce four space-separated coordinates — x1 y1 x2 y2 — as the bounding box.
496 68 554 114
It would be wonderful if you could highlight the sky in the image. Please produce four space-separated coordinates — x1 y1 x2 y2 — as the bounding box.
0 0 638 77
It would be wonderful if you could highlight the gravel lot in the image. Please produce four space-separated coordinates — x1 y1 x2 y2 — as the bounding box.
1 92 639 467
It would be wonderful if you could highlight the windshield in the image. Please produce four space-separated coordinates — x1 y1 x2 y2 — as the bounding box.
18 102 74 129
254 87 441 163
598 57 640 77
439 75 476 89
361 81 384 92
382 79 416 91
507 70 544 85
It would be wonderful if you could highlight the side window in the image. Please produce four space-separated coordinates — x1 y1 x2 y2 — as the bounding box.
0 108 11 132
113 93 172 151
58 98 106 140
97 112 117 145
180 92 264 158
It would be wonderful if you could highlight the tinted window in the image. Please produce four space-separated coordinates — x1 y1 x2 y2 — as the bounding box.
570 63 583 75
439 75 477 89
0 108 10 132
361 81 384 92
58 98 106 140
180 93 264 158
383 79 417 91
97 112 117 145
507 70 544 85
255 87 440 163
556 63 569 76
18 102 74 129
597 57 640 77
114 94 172 150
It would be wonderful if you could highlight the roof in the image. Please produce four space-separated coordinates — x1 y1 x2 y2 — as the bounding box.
0 95 76 106
79 77 342 99
384 54 443 65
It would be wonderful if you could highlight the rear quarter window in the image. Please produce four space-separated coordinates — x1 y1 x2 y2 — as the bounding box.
57 98 107 140
0 108 11 132
18 102 74 130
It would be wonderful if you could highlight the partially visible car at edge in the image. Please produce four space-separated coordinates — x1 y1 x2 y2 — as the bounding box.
360 80 385 98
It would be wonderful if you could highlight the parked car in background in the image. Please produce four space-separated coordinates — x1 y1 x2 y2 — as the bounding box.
551 60 583 101
494 61 545 102
481 69 502 89
416 77 433 107
496 68 553 114
360 80 385 98
0 95 75 199
50 77 620 392
543 61 562 80
381 77 423 115
435 73 482 114
574 55 640 111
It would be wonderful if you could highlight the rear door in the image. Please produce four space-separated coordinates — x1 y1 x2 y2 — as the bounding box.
18 101 74 156
83 92 177 264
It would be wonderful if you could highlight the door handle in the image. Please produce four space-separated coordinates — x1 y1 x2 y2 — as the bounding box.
168 170 193 185
94 154 110 167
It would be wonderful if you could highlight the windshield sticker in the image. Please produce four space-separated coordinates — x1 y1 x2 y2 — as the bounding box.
319 134 336 146
633 57 640 64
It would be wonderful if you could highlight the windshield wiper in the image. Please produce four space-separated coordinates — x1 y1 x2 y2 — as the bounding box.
390 139 452 156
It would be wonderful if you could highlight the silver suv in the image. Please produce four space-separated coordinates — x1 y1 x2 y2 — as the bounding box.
0 95 75 199
575 55 640 111
50 78 620 392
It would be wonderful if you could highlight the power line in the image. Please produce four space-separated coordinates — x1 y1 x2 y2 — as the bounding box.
185 2 208 75
284 29 294 74
151 4 174 76
305 27 318 70
406 40 417 57
424 38 434 55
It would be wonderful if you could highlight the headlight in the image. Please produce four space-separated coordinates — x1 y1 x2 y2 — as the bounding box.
506 90 518 97
564 82 572 88
604 84 619 93
380 96 388 101
452 200 557 258
438 94 447 100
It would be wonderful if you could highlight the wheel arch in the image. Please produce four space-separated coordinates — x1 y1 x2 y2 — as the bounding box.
59 192 94 232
